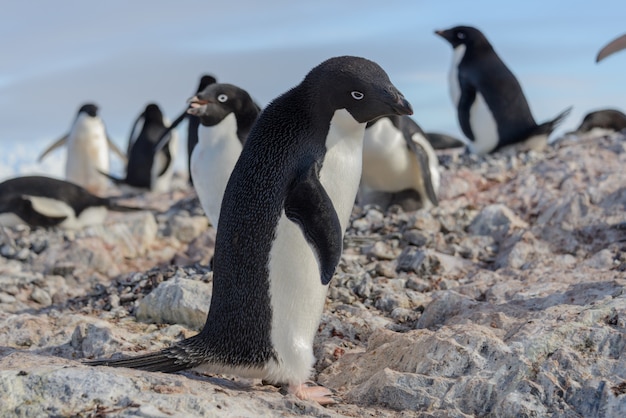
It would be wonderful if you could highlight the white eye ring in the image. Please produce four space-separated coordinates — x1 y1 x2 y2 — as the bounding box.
457 32 466 39
217 94 228 103
351 91 364 100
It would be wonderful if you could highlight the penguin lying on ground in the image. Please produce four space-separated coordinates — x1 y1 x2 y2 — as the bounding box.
596 33 626 62
87 55 413 404
564 109 626 139
359 115 440 211
423 132 466 150
435 25 571 155
0 176 141 230
38 103 126 195
101 103 178 193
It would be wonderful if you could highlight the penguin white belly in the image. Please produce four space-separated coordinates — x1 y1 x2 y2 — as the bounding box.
151 130 178 193
66 117 110 193
0 213 26 227
191 114 242 227
468 93 499 155
448 44 466 107
24 196 107 229
266 109 365 384
361 119 416 192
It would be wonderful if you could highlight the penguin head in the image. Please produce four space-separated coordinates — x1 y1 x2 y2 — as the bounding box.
435 25 490 50
187 83 254 126
196 74 217 93
142 103 164 123
78 103 99 118
303 56 413 124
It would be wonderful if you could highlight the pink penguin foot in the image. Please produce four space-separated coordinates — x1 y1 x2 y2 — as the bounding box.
288 383 336 405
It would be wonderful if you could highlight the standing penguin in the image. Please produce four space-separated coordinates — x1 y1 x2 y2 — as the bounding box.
596 34 626 62
435 25 571 155
102 103 178 192
38 103 126 195
0 176 141 230
185 82 261 227
359 115 440 211
87 56 413 404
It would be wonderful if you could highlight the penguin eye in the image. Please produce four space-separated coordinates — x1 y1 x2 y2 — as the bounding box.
351 91 364 100
456 31 466 40
217 94 228 103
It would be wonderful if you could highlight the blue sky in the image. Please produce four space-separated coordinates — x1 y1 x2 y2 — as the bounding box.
1 1 625 180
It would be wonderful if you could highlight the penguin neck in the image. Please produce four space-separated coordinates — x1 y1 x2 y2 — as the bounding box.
198 113 239 146
235 101 261 144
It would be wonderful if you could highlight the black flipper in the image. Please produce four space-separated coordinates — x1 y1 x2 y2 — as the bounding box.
154 109 188 154
284 162 342 285
407 134 439 207
457 77 477 141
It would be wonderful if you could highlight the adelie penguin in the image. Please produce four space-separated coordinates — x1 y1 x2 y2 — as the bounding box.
155 82 261 228
359 115 440 211
565 109 626 139
435 25 571 155
186 83 260 228
0 176 141 230
596 33 626 62
87 56 413 404
101 103 178 192
38 103 126 195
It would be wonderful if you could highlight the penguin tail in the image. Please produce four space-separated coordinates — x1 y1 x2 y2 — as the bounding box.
536 106 573 136
85 342 205 373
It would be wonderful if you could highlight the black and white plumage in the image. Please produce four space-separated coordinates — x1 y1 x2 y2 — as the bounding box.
0 176 141 230
185 82 261 227
102 103 178 192
596 34 626 63
566 109 626 139
38 103 126 195
359 115 440 211
87 56 412 404
435 25 571 155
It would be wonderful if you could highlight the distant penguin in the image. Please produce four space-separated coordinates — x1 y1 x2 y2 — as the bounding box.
0 176 141 230
102 103 178 192
359 115 440 211
87 56 413 404
423 132 466 150
596 34 626 62
435 25 571 155
38 103 126 195
566 109 626 138
185 82 261 227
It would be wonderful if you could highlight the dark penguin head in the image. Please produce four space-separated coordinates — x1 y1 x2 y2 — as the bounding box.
299 56 413 123
197 75 217 93
435 25 493 52
141 103 164 124
78 103 99 118
596 34 626 63
187 83 260 143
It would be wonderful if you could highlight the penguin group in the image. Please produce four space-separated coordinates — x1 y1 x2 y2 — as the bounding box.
3 19 625 407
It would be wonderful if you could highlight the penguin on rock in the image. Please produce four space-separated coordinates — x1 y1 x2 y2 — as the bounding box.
87 56 413 404
435 25 571 154
38 103 126 195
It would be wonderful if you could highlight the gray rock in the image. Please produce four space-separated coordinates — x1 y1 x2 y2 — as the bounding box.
135 276 212 330
468 204 528 241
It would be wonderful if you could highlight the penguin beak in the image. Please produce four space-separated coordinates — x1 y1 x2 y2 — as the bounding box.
597 34 626 62
434 29 451 43
391 92 413 116
186 95 210 116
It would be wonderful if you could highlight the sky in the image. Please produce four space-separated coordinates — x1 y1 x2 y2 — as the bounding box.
1 0 625 181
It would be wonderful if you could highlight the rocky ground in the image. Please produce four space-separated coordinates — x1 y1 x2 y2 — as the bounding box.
1 132 625 417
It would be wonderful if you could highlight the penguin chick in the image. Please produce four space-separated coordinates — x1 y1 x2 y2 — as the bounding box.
0 176 142 230
435 25 571 154
86 55 413 405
